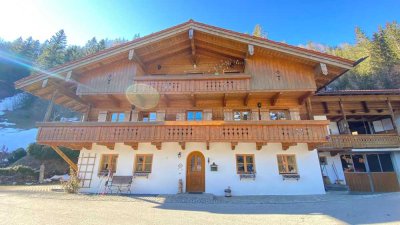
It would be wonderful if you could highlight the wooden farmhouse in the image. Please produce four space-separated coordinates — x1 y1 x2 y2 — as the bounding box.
15 20 400 194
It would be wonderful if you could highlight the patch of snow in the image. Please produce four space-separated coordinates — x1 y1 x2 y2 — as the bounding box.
49 174 70 181
0 93 28 115
0 128 37 150
0 121 16 126
60 117 80 122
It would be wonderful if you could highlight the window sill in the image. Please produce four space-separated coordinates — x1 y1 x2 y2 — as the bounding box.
134 172 151 178
238 173 256 180
281 174 300 181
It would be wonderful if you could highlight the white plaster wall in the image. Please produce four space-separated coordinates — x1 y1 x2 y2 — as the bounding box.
318 152 346 184
79 142 326 195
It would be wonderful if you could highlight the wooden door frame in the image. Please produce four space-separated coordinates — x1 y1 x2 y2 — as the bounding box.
186 151 205 193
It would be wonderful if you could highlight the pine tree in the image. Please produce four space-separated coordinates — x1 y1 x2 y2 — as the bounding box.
37 29 67 69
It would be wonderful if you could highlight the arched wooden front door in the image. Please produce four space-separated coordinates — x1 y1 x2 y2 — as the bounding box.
186 151 205 193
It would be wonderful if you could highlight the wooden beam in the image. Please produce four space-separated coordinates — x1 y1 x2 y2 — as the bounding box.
107 95 121 108
97 142 115 150
282 143 296 151
247 44 254 57
270 92 282 106
305 97 314 120
189 29 197 65
387 98 399 134
191 94 196 107
179 142 186 150
161 94 170 107
339 99 350 134
244 93 250 106
43 90 58 122
322 102 329 114
152 142 162 150
314 62 328 76
128 49 146 71
307 143 318 151
125 142 138 150
65 71 72 81
49 80 87 105
256 142 267 151
361 101 370 113
231 142 238 150
41 79 48 88
50 146 78 172
223 93 227 107
206 142 210 150
298 91 313 105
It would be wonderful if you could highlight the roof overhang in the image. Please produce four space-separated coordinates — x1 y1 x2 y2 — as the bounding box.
15 20 356 91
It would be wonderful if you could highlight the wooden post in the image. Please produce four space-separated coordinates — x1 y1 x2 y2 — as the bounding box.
82 104 91 122
305 97 313 120
50 146 78 172
43 90 58 122
339 99 350 134
387 98 399 134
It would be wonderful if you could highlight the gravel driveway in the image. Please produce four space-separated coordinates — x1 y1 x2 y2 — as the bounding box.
0 185 399 225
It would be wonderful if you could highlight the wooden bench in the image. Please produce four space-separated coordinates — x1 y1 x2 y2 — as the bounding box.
107 176 133 194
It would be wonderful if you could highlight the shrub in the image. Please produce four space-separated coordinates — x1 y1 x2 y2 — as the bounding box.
61 170 80 193
0 165 37 176
7 148 27 164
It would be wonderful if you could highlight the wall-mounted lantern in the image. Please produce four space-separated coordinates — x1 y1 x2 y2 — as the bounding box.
210 162 218 171
178 152 182 158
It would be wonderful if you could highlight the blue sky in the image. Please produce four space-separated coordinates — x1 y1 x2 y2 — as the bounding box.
1 0 399 47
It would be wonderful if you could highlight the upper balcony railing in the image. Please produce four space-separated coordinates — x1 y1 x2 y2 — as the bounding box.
36 120 329 149
76 74 251 95
319 134 400 149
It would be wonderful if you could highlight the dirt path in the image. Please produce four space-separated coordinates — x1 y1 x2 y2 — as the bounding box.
0 185 399 225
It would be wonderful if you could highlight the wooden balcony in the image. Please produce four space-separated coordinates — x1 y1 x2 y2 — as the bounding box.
133 74 251 94
76 74 251 95
36 120 329 150
319 134 400 150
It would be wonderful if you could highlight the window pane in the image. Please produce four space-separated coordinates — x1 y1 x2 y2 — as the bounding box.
145 155 153 163
236 155 244 163
136 164 143 172
341 155 354 172
379 154 394 172
233 112 241 121
195 111 203 120
237 163 245 173
367 154 381 172
144 164 152 172
246 156 253 163
187 112 194 121
287 164 296 173
118 113 125 122
242 111 249 120
279 165 287 173
352 154 366 172
287 156 296 165
149 112 157 121
111 113 118 122
246 163 254 173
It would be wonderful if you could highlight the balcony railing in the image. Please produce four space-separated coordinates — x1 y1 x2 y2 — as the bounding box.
76 74 251 95
36 120 329 149
320 134 400 149
133 74 250 94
